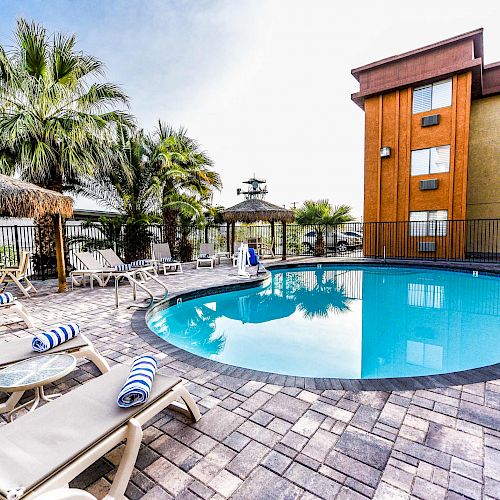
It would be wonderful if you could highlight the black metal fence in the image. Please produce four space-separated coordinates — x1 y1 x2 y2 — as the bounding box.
0 219 498 280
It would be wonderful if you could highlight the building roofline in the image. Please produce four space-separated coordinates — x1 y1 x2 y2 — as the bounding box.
351 28 484 80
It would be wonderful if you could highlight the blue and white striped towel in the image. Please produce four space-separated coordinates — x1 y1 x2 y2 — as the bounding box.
32 323 80 352
115 263 132 272
117 355 158 408
0 292 14 304
160 257 173 263
131 259 151 268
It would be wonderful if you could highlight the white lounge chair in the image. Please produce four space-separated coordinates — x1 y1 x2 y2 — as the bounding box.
98 249 156 276
152 243 183 274
196 243 217 269
0 364 201 500
70 252 116 289
0 251 36 298
0 332 110 415
0 295 34 329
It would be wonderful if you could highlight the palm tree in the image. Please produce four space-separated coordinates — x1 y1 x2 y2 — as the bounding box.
74 127 162 261
295 200 354 256
0 19 132 273
152 122 222 254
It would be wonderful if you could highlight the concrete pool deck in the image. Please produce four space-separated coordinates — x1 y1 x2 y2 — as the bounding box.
1 259 499 499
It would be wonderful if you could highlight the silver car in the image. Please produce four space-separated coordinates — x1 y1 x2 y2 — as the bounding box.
302 230 362 253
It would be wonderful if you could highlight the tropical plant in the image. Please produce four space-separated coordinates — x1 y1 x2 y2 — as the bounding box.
0 19 132 274
295 200 354 256
152 123 222 253
73 128 161 261
203 205 224 243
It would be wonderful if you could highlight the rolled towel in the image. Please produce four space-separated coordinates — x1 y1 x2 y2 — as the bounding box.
198 253 210 259
117 355 158 408
0 292 15 304
131 259 151 268
32 323 80 352
160 256 173 263
115 263 132 272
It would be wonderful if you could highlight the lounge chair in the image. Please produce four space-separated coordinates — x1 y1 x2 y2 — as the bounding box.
152 243 183 274
70 252 116 289
0 294 34 328
196 243 217 269
98 249 156 276
0 364 201 500
0 333 110 415
0 251 36 298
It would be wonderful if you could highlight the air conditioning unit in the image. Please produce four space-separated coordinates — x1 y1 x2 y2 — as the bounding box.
421 114 440 127
420 179 439 190
418 241 436 252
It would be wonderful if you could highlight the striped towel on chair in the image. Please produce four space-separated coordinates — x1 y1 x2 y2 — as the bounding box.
117 355 158 408
131 259 151 268
0 292 14 305
160 257 174 263
115 263 132 272
32 323 80 352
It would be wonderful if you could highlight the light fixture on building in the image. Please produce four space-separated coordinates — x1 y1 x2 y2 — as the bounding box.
380 147 391 158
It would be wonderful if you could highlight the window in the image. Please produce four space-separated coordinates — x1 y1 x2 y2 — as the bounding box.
412 79 452 113
411 145 450 176
409 210 448 236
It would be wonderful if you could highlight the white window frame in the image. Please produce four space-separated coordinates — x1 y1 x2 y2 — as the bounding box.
412 78 452 114
411 145 450 176
409 210 448 237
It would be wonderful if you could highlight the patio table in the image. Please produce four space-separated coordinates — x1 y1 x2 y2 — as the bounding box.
0 353 76 420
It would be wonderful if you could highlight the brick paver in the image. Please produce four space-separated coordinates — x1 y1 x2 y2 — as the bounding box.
1 262 499 499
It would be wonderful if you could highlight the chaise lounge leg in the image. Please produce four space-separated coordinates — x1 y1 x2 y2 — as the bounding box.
104 418 143 500
13 302 34 328
170 385 202 421
78 335 111 374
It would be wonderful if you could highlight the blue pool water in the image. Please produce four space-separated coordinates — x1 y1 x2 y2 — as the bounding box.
147 266 500 379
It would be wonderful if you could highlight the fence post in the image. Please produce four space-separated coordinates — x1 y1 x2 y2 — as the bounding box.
325 224 329 257
14 225 20 264
282 221 287 261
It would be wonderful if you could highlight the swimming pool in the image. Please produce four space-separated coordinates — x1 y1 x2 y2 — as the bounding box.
147 266 500 379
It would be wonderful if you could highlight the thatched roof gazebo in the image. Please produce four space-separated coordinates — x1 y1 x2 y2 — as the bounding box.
222 198 294 260
0 174 74 292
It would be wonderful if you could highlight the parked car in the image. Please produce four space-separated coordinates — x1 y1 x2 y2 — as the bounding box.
343 230 363 240
302 230 362 253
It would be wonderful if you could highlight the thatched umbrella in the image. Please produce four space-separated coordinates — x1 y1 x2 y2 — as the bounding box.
222 199 294 260
0 174 73 292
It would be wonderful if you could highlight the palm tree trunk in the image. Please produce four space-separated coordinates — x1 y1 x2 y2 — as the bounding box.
162 207 178 256
33 172 65 280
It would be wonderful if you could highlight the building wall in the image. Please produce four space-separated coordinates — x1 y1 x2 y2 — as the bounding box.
363 72 472 257
466 95 500 219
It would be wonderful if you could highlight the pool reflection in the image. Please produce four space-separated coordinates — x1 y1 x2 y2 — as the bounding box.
148 267 500 379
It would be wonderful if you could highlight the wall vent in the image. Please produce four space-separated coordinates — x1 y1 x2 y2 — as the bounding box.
418 241 436 252
420 179 439 190
421 114 440 127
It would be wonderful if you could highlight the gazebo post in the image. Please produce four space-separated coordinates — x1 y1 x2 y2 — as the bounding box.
53 214 67 292
270 220 276 256
226 222 230 253
231 222 236 254
282 221 287 261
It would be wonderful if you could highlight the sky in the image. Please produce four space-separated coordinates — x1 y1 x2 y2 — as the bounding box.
1 0 499 218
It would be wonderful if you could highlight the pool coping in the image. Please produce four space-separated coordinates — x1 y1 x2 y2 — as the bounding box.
132 259 500 392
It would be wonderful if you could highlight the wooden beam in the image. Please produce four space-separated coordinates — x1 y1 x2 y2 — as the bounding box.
226 222 230 253
282 221 287 261
54 214 67 293
270 220 276 256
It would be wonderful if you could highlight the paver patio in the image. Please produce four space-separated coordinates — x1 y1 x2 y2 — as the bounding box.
1 262 499 499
